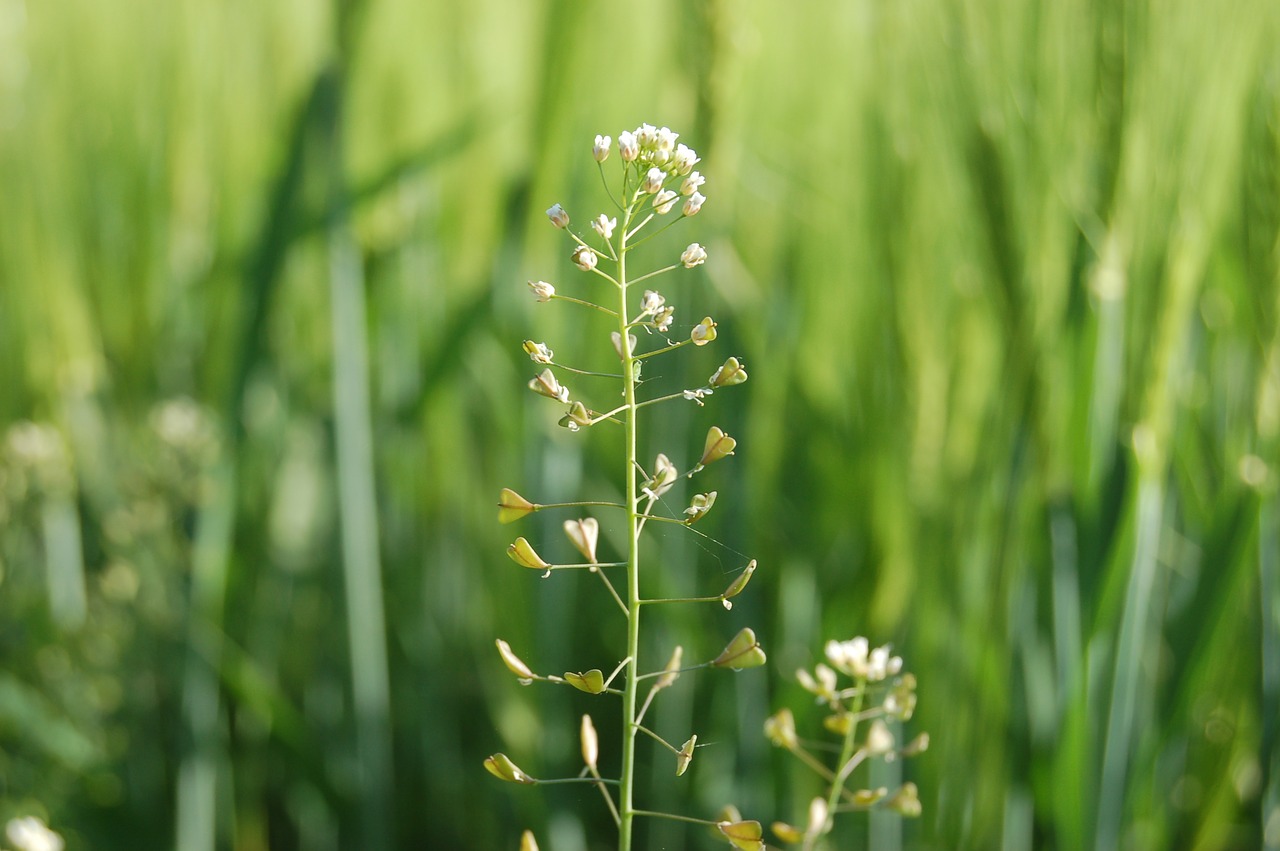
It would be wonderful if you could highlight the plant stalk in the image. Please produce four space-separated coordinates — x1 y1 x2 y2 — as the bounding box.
618 198 640 851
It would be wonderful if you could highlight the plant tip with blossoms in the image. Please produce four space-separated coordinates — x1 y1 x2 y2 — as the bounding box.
489 123 763 850
766 636 928 847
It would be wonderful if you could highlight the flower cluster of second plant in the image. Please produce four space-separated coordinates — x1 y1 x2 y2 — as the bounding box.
486 123 768 851
764 637 928 849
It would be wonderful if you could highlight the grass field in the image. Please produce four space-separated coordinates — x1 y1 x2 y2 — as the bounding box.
1 0 1278 848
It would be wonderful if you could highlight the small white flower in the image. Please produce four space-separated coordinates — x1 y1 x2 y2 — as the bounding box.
825 637 869 677
655 126 679 153
642 167 666 194
529 369 570 403
681 243 707 268
618 131 639 162
546 203 569 228
680 171 705 196
653 189 679 214
866 720 895 756
592 134 611 163
653 306 675 332
673 144 699 174
572 245 598 272
592 214 617 240
682 192 705 217
640 290 666 314
528 280 556 302
683 388 710 404
636 123 658 147
523 340 554 364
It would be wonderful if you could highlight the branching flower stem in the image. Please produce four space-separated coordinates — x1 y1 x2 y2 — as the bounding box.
825 676 868 816
618 195 642 851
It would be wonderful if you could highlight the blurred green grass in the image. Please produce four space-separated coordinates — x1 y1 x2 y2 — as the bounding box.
1 0 1278 848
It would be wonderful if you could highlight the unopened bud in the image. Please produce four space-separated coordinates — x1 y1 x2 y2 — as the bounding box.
580 714 599 769
546 204 569 228
592 134 611 163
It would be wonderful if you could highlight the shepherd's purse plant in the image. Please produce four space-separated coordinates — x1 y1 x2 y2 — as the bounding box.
484 123 768 850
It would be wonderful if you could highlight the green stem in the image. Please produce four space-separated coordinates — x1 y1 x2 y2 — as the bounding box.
552 294 618 316
634 339 691 360
631 810 719 827
618 198 641 851
826 678 868 820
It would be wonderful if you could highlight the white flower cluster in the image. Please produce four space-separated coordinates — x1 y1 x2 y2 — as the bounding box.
824 637 903 682
604 123 707 218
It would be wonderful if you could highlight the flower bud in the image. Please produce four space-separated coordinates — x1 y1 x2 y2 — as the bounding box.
709 357 748 388
673 143 699 174
520 830 540 851
522 340 553 364
681 243 707 268
691 316 717 345
654 189 678 214
546 203 569 228
642 167 665 193
902 731 930 756
852 787 888 806
592 213 616 240
886 782 923 817
885 673 918 720
572 245 598 272
866 719 895 756
763 708 798 750
682 191 705 217
653 306 675 332
618 130 639 161
680 170 705 196
640 290 665 315
592 134 611 162
528 280 555 302
580 714 599 770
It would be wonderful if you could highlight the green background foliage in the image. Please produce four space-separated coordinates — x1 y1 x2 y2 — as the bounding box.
1 0 1278 848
